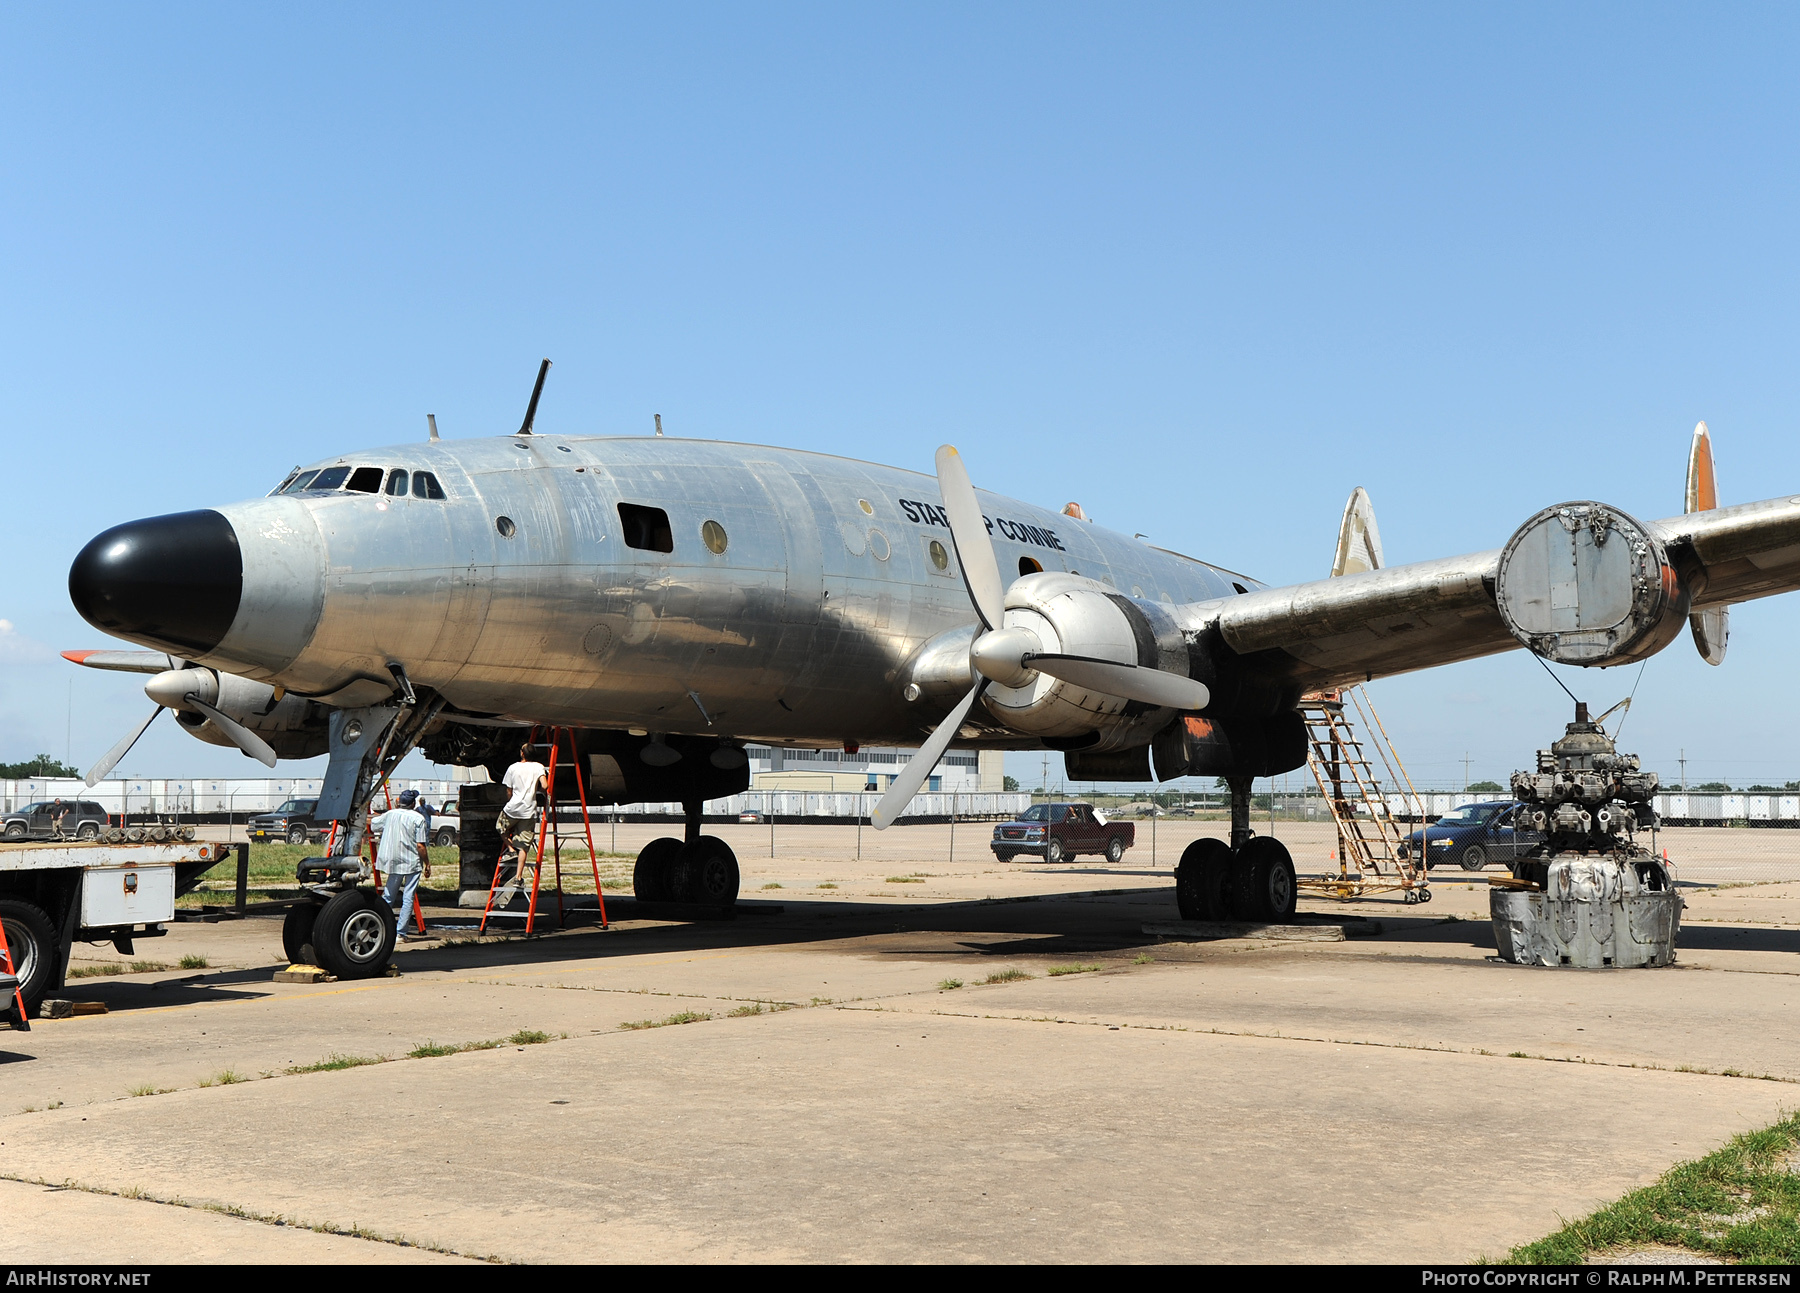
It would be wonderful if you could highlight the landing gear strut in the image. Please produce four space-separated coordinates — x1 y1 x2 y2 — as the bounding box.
631 799 741 909
1174 775 1297 923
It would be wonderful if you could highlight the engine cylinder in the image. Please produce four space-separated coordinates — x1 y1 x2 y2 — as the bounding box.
1494 502 1688 666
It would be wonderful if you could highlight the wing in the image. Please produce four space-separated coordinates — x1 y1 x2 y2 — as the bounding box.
1206 492 1800 692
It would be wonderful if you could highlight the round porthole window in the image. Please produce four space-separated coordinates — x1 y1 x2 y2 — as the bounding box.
858 498 874 516
496 516 516 538
929 539 949 571
702 519 728 554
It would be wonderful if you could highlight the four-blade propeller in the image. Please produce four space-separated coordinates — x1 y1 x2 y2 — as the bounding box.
871 447 1209 828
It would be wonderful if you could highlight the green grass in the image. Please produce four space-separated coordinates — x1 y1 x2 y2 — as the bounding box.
507 1029 552 1046
728 1004 764 1017
127 1085 173 1097
66 964 123 978
199 1070 246 1087
1047 963 1101 977
760 882 783 890
816 882 838 889
177 955 208 970
1132 953 1155 965
884 875 924 884
408 1041 463 1058
619 1011 712 1031
287 1053 383 1074
937 978 964 990
1505 1111 1800 1264
984 969 1033 984
129 960 169 974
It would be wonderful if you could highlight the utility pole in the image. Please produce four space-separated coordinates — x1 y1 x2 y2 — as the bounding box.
1680 750 1687 793
1463 751 1472 790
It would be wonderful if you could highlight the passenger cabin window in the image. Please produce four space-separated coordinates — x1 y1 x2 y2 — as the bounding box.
281 470 321 494
618 503 674 553
385 469 409 496
412 471 445 499
310 466 351 491
346 466 384 493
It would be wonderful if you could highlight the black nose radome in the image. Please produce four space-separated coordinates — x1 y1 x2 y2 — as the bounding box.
69 510 243 657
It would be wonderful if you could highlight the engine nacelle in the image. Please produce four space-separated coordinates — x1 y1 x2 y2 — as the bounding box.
982 572 1189 750
1495 502 1690 667
153 667 330 759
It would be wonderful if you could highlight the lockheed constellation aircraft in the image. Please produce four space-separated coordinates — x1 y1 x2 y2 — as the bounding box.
63 365 1800 977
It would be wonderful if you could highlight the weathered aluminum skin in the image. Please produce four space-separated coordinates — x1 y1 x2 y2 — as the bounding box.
1490 855 1682 968
190 437 1251 749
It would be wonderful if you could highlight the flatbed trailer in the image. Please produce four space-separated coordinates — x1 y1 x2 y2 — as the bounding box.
0 839 228 1015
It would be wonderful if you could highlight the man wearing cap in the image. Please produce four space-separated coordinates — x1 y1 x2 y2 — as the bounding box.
372 789 432 940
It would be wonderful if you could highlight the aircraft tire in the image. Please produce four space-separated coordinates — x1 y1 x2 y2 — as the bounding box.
633 837 684 902
672 836 739 906
0 898 56 1010
311 888 396 980
1175 838 1232 921
282 902 320 966
1232 837 1297 922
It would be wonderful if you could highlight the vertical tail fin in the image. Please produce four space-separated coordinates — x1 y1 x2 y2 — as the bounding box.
1330 486 1384 578
1686 421 1728 665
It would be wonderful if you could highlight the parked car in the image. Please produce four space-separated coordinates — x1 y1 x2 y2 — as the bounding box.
1 800 110 842
1398 800 1544 871
422 800 459 847
992 802 1135 864
247 798 325 845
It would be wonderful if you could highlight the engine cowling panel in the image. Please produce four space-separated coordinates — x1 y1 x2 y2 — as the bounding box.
980 572 1189 750
1495 502 1690 667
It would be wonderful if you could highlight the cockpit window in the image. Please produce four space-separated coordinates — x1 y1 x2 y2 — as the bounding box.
281 470 321 494
413 471 445 499
309 465 351 491
346 466 384 493
270 468 301 496
385 469 409 496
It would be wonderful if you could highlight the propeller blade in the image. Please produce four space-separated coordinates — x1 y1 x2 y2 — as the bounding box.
935 445 1005 632
86 706 163 786
872 680 988 830
1026 654 1212 711
184 694 278 768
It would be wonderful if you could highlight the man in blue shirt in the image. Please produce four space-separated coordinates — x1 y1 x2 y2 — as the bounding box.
372 789 432 940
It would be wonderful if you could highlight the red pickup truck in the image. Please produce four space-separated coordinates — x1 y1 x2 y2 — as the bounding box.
991 802 1135 864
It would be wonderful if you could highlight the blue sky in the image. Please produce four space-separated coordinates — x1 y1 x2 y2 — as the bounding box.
3 3 1798 790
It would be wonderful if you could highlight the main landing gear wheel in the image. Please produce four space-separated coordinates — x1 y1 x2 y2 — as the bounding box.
0 898 56 1010
1460 845 1488 872
310 888 396 980
671 836 740 906
1175 838 1233 922
1232 836 1297 922
633 836 684 902
282 903 319 965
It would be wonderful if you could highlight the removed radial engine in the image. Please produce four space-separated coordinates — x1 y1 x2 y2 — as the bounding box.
1491 703 1681 968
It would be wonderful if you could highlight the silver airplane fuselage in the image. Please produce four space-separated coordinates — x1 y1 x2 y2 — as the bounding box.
189 436 1256 748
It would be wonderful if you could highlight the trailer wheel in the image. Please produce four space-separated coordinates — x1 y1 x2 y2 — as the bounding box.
0 899 57 1010
311 889 395 980
282 903 320 966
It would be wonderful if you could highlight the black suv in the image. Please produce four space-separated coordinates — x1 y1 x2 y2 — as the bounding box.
248 798 325 845
2 800 110 841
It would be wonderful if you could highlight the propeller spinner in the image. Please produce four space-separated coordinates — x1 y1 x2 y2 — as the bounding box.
871 448 1209 829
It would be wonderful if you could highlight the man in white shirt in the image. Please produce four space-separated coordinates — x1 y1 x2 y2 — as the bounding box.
372 788 431 939
497 743 548 899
